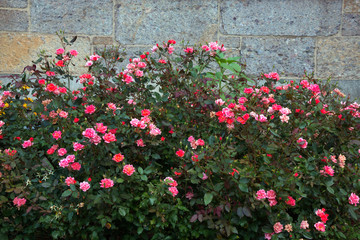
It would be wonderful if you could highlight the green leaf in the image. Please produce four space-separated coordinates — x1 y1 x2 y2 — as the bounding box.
70 184 76 191
118 207 126 216
236 207 244 218
149 197 156 205
215 72 223 80
117 178 124 183
327 186 334 195
348 207 358 220
204 192 213 206
61 189 72 198
140 175 148 181
238 183 248 193
261 226 273 233
242 207 252 217
229 63 242 72
137 227 143 235
138 167 144 174
302 232 313 239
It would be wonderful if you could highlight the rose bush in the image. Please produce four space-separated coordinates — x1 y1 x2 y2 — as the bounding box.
0 34 359 239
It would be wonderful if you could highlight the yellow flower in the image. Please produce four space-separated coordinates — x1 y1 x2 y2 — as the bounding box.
25 97 33 102
4 103 9 108
33 112 37 116
22 85 30 90
23 103 28 108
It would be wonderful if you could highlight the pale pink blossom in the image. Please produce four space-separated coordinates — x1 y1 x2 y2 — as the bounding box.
138 62 146 68
150 128 162 136
57 148 67 156
79 181 90 192
314 222 326 232
66 155 75 163
266 190 276 199
103 133 116 143
85 61 93 67
0 121 5 127
65 177 76 186
130 118 140 127
136 139 145 147
349 193 359 206
13 197 26 207
338 154 346 168
100 178 114 188
215 99 225 106
269 199 277 207
59 111 68 118
256 189 267 200
123 164 135 176
264 233 274 240
273 222 283 233
300 220 309 229
280 114 289 123
107 102 117 110
202 172 208 180
164 177 178 187
73 142 85 151
90 54 101 61
186 192 194 200
82 128 96 139
22 140 33 148
95 123 107 134
279 107 292 115
59 158 69 168
297 138 308 148
85 105 96 114
56 48 64 55
90 134 101 145
168 186 178 197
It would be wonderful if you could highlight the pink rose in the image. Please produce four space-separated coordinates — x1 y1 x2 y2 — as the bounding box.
100 178 114 188
349 193 360 206
79 181 90 192
123 164 135 176
65 177 76 186
273 222 283 233
256 189 267 200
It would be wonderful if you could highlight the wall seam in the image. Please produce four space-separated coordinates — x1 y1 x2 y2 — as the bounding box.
27 0 31 32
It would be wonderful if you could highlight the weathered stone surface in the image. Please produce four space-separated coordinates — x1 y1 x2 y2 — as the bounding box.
316 37 360 80
93 37 114 45
30 0 113 35
342 13 360 36
344 0 360 12
240 37 315 77
0 10 28 31
115 0 218 45
219 36 241 49
0 0 27 8
0 33 91 74
220 0 342 36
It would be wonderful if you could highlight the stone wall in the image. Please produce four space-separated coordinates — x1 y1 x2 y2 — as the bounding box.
0 0 359 97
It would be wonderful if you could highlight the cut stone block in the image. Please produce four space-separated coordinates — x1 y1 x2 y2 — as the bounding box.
220 0 342 36
342 13 360 36
115 0 218 45
344 0 360 13
241 37 315 77
0 0 27 8
0 9 28 32
316 37 360 80
30 0 113 35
